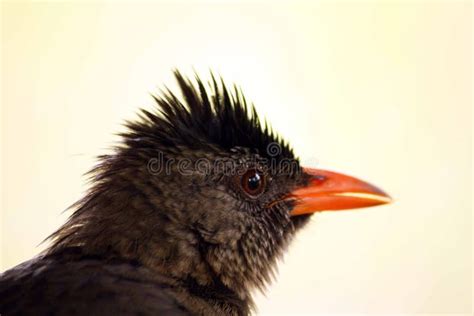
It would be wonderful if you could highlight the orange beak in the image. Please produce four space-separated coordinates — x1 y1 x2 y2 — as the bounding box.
289 168 392 216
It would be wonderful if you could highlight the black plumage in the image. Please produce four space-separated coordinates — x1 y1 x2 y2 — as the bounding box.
1 71 310 315
0 71 390 315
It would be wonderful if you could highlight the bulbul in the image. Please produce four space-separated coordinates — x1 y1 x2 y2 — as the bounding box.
0 71 391 315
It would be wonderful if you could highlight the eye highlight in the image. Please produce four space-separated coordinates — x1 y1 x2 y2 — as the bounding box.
241 169 266 197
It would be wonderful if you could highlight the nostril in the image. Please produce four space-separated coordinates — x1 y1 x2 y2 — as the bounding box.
312 175 327 183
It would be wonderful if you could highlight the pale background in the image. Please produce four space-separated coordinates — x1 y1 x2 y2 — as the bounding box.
1 1 472 315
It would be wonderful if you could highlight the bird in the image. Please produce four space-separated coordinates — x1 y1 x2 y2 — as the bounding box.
0 71 391 315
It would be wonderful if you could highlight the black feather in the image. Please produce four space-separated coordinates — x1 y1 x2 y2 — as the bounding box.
124 70 295 161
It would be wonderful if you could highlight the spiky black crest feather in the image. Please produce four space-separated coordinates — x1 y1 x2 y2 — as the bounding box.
124 70 295 160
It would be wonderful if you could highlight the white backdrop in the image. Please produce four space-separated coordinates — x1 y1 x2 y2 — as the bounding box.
2 1 472 314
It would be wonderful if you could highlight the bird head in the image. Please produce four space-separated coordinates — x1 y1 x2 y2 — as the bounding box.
49 71 391 309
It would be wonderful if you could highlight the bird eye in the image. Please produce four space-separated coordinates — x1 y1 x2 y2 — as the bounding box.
241 169 266 197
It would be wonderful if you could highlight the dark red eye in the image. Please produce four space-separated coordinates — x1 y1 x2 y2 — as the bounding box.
241 169 266 196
